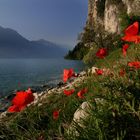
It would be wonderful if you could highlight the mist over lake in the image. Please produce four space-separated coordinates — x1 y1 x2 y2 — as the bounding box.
0 58 85 97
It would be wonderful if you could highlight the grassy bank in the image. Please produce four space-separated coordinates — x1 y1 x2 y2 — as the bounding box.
0 44 140 140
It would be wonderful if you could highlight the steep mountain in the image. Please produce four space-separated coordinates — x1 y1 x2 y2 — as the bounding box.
0 26 67 58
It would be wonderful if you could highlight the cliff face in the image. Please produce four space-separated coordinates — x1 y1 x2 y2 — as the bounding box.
87 0 140 34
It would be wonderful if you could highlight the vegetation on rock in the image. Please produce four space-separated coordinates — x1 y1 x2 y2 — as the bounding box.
64 42 90 60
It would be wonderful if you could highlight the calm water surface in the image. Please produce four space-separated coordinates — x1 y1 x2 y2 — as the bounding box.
0 58 85 96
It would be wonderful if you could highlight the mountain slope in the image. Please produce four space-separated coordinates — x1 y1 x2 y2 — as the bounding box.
0 26 67 58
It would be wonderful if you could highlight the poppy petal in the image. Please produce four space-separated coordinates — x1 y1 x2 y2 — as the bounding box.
128 61 140 69
53 110 60 120
63 68 75 82
122 35 140 43
122 44 129 56
125 21 139 36
9 89 34 112
96 48 107 59
64 89 75 96
119 69 126 76
8 105 20 113
95 69 103 75
77 88 88 99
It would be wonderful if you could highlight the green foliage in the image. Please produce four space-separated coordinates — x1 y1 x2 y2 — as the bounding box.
65 27 95 60
83 13 140 65
81 27 96 44
65 42 90 60
83 33 122 65
95 44 140 68
83 43 98 65
1 43 140 139
1 14 140 140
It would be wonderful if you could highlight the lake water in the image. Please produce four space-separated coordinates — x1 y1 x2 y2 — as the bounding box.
0 58 85 97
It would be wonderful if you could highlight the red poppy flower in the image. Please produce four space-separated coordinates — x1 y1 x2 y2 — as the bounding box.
8 88 34 113
95 69 103 75
119 69 126 77
128 61 140 69
63 89 75 96
26 88 32 94
122 22 140 44
63 68 75 82
53 110 60 120
77 88 88 99
122 44 129 57
96 48 107 59
135 36 140 44
122 35 140 44
125 21 139 36
8 105 20 112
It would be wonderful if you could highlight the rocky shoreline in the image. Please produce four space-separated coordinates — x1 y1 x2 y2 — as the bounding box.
0 82 57 112
0 69 89 120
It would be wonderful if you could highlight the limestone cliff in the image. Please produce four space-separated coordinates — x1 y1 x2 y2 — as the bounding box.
65 0 140 62
86 0 140 34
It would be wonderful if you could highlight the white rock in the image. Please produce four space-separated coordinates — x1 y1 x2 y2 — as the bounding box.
91 66 98 74
33 93 38 100
38 92 44 97
79 71 86 76
73 102 91 126
0 111 7 120
88 66 98 74
68 102 92 136
38 103 43 107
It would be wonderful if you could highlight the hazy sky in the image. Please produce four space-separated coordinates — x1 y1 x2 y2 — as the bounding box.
0 0 88 48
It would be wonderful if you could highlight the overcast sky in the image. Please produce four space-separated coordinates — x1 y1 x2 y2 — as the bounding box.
0 0 88 48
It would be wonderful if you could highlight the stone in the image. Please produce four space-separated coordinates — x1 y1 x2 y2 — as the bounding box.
79 71 86 76
33 93 39 100
73 102 91 126
0 111 7 120
104 3 120 34
68 102 92 136
88 66 98 74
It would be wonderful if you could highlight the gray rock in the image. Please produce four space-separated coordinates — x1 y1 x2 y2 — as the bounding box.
68 102 92 136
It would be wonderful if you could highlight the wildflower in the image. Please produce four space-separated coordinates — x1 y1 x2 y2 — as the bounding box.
95 69 103 75
135 36 140 44
122 21 140 44
122 35 140 44
8 88 34 113
96 48 107 59
63 89 75 96
119 69 126 76
77 88 88 99
8 105 20 112
128 61 140 69
53 110 60 120
122 44 129 57
63 68 75 82
125 21 139 36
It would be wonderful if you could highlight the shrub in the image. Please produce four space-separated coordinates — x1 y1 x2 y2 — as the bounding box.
65 42 90 60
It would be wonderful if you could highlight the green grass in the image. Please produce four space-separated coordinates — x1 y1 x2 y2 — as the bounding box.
95 44 140 68
0 44 140 140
